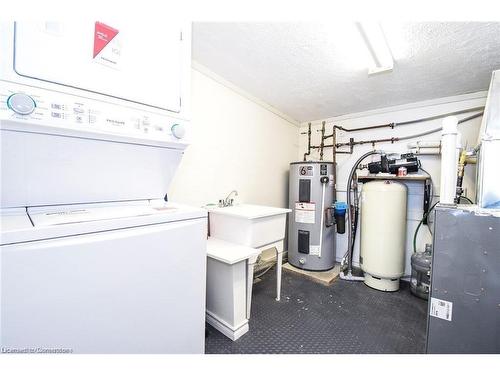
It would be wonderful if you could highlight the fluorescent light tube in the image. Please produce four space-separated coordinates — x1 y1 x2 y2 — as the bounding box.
357 22 394 75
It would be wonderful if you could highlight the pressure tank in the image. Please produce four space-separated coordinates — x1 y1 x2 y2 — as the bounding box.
360 180 407 291
288 162 336 271
410 244 432 300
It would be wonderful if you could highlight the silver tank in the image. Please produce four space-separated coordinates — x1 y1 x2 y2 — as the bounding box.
288 161 336 271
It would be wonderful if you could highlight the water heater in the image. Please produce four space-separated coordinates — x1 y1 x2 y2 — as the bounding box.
360 180 407 291
288 162 336 271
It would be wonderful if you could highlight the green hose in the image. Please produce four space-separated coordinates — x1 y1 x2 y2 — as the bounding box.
413 201 439 253
413 196 474 253
459 196 474 204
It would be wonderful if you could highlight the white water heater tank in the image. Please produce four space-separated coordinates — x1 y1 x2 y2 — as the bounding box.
360 180 407 291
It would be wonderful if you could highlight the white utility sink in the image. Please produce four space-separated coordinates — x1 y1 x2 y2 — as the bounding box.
208 204 291 248
207 204 291 302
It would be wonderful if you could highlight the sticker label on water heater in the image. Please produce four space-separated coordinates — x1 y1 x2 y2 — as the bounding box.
309 245 320 256
430 297 453 321
295 202 315 224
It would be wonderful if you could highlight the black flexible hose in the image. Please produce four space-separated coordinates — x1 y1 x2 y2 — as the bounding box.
345 150 381 275
413 201 440 253
351 205 359 260
351 177 360 262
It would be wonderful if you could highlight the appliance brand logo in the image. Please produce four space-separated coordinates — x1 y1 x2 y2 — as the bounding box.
93 22 119 58
299 166 313 176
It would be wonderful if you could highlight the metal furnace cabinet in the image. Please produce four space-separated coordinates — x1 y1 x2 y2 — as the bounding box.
426 205 500 353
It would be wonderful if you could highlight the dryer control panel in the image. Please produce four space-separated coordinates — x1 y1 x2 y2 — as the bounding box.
0 82 188 147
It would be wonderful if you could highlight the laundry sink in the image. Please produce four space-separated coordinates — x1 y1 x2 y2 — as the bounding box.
208 204 291 248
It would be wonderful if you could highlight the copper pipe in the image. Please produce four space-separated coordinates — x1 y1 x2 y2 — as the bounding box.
302 123 312 161
324 106 484 136
319 121 325 160
334 111 483 149
332 127 337 203
336 136 399 148
322 122 395 137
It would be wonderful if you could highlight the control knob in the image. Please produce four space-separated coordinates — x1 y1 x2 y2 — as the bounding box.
7 93 36 115
171 123 186 139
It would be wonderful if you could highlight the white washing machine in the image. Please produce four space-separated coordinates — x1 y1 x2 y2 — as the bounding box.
1 201 206 354
0 22 206 353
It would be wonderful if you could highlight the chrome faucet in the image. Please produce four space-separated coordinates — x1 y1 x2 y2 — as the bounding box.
219 190 238 207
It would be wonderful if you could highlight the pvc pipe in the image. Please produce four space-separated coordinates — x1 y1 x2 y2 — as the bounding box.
456 133 463 161
318 183 326 258
407 141 441 149
439 116 459 204
409 148 441 155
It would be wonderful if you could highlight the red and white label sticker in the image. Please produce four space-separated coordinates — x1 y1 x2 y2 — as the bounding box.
93 22 119 58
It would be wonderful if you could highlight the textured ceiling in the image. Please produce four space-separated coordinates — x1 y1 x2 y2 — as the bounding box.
192 22 500 122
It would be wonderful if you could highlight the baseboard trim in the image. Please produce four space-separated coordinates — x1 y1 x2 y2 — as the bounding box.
206 311 249 341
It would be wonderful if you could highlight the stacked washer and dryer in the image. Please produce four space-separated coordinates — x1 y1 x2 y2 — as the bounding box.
0 22 207 353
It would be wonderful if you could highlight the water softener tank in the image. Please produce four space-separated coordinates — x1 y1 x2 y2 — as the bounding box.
288 162 336 271
360 180 407 291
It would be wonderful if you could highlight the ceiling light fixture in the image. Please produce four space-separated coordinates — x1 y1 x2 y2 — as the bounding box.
356 22 394 75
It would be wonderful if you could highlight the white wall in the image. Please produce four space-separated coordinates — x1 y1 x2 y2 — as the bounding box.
170 66 300 209
171 65 486 277
298 92 487 277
